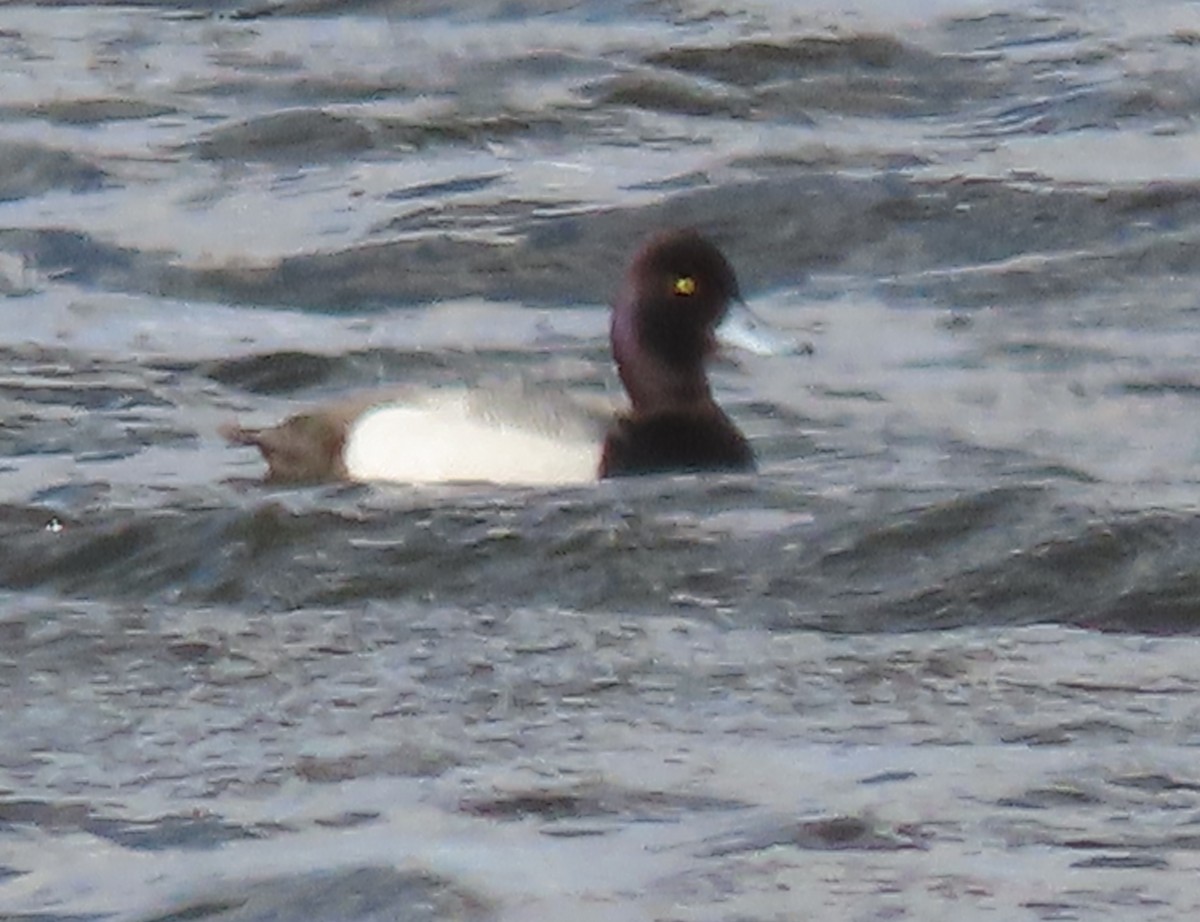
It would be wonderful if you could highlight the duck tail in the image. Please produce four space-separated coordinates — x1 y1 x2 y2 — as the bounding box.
219 421 265 448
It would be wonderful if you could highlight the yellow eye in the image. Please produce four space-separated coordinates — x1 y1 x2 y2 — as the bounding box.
673 275 697 296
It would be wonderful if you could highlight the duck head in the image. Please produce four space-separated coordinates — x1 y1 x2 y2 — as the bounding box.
601 229 755 478
610 229 742 414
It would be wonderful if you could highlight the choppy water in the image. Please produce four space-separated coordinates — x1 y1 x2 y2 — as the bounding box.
4 1 1200 919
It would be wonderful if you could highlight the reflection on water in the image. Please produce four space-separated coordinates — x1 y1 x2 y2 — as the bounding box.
4 1 1200 920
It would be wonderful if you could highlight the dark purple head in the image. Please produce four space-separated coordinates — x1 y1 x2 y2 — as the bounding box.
601 229 754 478
610 229 742 413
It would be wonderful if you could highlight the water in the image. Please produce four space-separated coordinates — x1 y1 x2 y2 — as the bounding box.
3 0 1200 919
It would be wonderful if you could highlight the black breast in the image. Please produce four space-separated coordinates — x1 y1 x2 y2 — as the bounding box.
599 407 756 478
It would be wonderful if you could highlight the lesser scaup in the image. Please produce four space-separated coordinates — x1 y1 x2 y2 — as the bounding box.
222 229 754 484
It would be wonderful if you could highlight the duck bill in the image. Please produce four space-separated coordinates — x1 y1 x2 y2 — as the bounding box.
715 299 806 357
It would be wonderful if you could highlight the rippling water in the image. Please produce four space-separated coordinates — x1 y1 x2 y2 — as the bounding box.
5 1 1200 919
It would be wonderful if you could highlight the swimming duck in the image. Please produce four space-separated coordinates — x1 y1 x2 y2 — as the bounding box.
221 229 755 484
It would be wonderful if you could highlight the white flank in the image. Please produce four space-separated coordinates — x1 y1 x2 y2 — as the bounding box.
343 395 602 486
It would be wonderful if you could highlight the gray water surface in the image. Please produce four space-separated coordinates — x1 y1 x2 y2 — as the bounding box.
4 1 1200 920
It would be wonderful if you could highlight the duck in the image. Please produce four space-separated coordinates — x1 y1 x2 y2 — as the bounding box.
221 229 755 484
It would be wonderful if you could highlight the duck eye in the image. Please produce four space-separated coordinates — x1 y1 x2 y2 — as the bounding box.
673 275 697 297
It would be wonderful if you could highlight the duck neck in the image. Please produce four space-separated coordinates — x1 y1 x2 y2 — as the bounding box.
612 310 713 414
